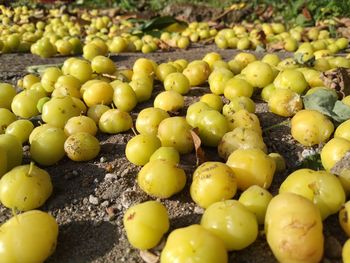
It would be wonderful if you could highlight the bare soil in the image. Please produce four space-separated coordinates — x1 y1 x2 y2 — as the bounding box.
0 44 345 263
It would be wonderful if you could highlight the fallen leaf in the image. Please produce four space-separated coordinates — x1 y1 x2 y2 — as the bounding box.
266 41 284 52
301 7 312 21
139 250 159 263
321 67 350 99
190 128 206 166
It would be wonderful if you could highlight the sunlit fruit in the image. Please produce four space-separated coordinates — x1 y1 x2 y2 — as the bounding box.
291 109 334 146
160 224 228 263
123 201 169 250
0 163 52 211
64 132 100 161
125 134 161 166
239 185 273 224
226 148 276 190
190 162 237 208
137 159 186 198
98 109 132 134
157 117 194 154
201 200 258 250
0 210 58 263
265 193 323 263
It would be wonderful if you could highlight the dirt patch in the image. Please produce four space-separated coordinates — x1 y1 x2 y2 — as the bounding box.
0 44 345 263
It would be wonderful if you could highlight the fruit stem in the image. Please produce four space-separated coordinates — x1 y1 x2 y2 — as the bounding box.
263 119 290 132
131 127 138 136
27 162 34 177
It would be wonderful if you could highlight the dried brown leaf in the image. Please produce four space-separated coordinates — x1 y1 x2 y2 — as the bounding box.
266 41 284 52
302 7 312 21
190 128 206 166
321 67 350 99
139 250 159 263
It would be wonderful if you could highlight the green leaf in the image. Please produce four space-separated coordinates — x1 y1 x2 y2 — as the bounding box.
303 89 338 116
303 89 350 123
332 101 350 122
139 16 186 32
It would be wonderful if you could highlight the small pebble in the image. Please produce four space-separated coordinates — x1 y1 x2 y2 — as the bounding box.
89 195 99 205
100 156 107 163
194 206 204 214
105 173 118 180
22 145 30 151
101 200 109 207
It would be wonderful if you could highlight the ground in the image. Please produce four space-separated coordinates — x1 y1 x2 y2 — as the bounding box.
0 44 346 263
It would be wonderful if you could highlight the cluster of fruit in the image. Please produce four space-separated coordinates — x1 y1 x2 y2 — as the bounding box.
1 39 350 261
117 52 350 261
1 5 350 57
215 22 349 54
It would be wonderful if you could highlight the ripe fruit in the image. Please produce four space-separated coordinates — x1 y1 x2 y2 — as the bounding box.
223 96 256 115
224 77 254 99
208 68 234 95
112 82 137 112
136 107 169 136
41 67 62 93
163 72 190 95
186 101 212 128
265 193 323 263
149 146 180 164
226 148 276 190
83 81 114 107
268 88 303 117
98 109 132 134
87 104 110 124
291 110 334 146
0 83 16 109
0 210 58 263
0 108 16 134
183 60 210 86
201 200 258 250
64 116 97 137
190 162 237 208
64 132 100 161
274 69 308 94
69 59 93 83
154 90 184 112
91 55 116 74
197 110 229 147
279 168 345 219
158 117 194 154
11 89 46 119
5 119 34 144
125 134 161 166
0 134 22 171
137 159 186 198
0 163 52 211
161 224 227 263
241 61 274 88
200 93 223 112
42 96 82 128
239 185 273 224
218 127 267 160
226 109 262 134
321 137 350 172
30 127 66 166
335 119 350 141
123 201 169 250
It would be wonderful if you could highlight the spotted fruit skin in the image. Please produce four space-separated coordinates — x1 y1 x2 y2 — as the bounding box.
291 109 334 146
160 225 228 263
